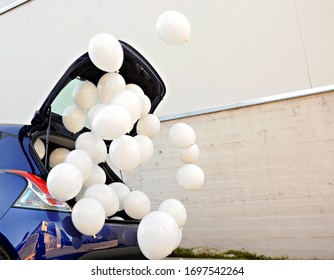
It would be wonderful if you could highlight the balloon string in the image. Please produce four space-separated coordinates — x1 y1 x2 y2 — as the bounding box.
44 106 52 169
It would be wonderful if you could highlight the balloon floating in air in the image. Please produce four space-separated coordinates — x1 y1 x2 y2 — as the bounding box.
71 197 105 236
176 164 205 190
47 162 83 201
137 211 179 259
156 10 191 45
169 122 196 148
88 33 124 72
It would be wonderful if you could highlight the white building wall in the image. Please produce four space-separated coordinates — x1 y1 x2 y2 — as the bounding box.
0 0 333 124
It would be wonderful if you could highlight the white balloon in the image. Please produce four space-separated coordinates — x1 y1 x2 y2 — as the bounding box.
136 114 160 138
34 138 45 159
62 105 86 134
110 216 124 221
105 153 117 170
126 83 144 96
111 90 142 125
75 132 107 164
126 84 151 117
135 135 154 164
141 95 151 117
169 122 196 148
72 80 98 110
49 148 70 168
71 197 106 236
139 95 151 118
137 211 179 260
75 185 86 202
87 103 107 128
88 33 124 72
176 228 183 249
97 72 126 104
123 190 151 220
109 182 131 211
92 104 132 140
158 198 187 228
156 10 191 45
47 162 83 201
179 143 200 163
84 184 120 217
65 149 93 180
176 164 205 190
83 164 106 188
108 135 140 171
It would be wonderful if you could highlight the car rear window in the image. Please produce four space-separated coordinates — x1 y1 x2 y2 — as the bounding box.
51 78 80 117
51 77 92 129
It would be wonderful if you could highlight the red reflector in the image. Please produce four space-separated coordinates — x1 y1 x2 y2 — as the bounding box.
10 170 71 211
10 170 50 194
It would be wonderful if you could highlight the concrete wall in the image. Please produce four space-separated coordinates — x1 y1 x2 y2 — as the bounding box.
1 0 334 124
123 89 334 259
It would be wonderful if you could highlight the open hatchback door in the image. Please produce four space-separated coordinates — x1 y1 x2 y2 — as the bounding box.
31 41 166 137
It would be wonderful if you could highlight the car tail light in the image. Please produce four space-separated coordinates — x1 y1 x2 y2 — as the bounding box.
10 170 71 212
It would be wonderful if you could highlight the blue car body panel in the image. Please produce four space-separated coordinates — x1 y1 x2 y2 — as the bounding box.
0 128 35 173
0 124 23 135
0 173 27 220
0 208 139 260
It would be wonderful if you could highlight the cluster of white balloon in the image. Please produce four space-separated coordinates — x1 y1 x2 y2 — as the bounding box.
169 122 205 190
46 32 160 237
39 10 198 260
135 120 205 260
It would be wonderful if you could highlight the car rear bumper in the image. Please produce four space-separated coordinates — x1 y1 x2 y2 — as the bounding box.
79 246 146 260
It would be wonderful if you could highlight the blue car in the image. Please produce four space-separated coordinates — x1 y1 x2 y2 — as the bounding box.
0 41 165 260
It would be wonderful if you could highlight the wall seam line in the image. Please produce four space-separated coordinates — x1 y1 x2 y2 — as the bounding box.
293 0 313 88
